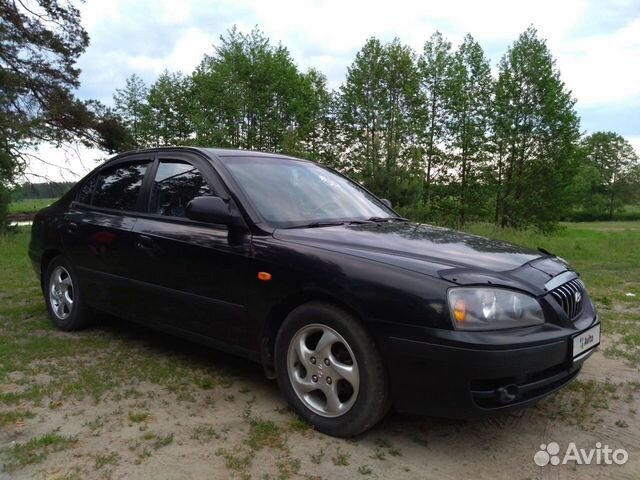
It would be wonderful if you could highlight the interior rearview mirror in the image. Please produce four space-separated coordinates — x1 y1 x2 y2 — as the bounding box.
186 196 233 225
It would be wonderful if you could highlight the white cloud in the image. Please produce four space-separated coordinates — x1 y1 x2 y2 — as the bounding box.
24 0 640 181
75 0 640 106
552 18 640 107
23 144 106 183
164 28 217 74
627 135 640 156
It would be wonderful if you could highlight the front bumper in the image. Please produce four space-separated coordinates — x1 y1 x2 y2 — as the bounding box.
382 318 599 417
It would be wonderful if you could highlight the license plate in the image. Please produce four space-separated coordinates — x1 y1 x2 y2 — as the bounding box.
572 324 600 362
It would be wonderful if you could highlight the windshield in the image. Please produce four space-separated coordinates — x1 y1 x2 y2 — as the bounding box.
223 156 397 228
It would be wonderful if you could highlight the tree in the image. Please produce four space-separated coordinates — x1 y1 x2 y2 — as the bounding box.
1 0 89 230
446 35 494 226
113 74 149 147
337 38 386 183
580 132 639 218
191 27 314 152
337 38 421 204
145 71 193 146
293 68 339 165
417 32 453 210
492 27 580 230
1 0 126 231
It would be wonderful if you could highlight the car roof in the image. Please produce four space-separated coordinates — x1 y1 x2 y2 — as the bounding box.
112 146 311 163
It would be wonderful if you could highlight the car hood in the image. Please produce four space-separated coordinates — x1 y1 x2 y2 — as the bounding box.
274 222 571 293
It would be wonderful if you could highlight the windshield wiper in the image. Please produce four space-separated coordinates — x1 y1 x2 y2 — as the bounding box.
367 216 408 223
285 217 407 229
286 221 346 229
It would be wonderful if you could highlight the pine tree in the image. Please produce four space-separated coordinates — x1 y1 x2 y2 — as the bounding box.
0 0 118 231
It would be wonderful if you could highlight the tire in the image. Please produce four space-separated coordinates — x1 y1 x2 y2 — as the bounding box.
275 302 391 437
44 255 91 331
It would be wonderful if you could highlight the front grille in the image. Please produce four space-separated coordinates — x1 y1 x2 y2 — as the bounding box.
550 278 586 319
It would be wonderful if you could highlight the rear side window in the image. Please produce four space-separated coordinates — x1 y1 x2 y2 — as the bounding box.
76 176 98 204
149 161 215 217
91 162 149 211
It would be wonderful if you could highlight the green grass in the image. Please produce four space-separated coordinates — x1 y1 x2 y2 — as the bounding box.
288 416 312 434
0 409 36 427
191 424 220 443
215 447 255 472
5 432 77 471
463 221 640 365
332 447 351 466
245 418 285 450
128 411 150 423
1 224 638 379
0 223 638 472
8 197 58 215
0 226 237 419
94 451 120 469
150 432 174 450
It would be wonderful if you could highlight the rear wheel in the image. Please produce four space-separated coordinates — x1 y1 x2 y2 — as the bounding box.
275 302 391 437
44 256 91 331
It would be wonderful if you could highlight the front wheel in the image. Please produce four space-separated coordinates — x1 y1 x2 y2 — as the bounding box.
275 302 391 437
44 256 91 331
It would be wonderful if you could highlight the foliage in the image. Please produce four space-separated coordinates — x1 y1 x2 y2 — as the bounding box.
445 34 494 226
0 0 128 232
416 32 454 212
6 12 640 230
577 132 639 219
106 25 640 230
11 181 74 201
492 27 581 231
0 184 9 231
8 197 58 215
189 27 318 153
337 37 422 206
113 74 148 148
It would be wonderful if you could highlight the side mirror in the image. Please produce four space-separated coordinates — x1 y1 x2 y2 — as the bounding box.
381 198 392 209
186 196 234 225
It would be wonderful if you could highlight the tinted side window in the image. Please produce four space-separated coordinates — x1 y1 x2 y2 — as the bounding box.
92 162 149 211
76 176 98 204
149 161 215 217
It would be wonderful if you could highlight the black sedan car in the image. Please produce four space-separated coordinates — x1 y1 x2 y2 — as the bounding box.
29 147 600 437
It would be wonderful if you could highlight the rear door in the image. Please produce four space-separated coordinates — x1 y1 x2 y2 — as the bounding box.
63 156 151 319
129 153 252 348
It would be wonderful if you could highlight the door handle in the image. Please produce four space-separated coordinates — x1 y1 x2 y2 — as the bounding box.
136 235 153 250
66 222 78 234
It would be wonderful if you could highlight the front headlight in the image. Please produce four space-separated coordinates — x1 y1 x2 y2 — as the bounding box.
447 287 544 331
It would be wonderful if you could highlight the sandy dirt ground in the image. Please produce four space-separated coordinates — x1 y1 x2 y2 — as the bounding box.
1 318 638 480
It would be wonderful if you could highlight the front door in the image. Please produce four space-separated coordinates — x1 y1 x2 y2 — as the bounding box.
129 156 252 347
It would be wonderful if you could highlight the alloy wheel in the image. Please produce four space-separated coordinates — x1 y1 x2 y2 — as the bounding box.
49 266 74 320
286 323 360 418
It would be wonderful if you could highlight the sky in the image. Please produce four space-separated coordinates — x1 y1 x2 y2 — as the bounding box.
29 0 640 181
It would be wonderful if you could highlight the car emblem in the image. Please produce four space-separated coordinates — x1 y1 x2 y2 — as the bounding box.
575 290 582 303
